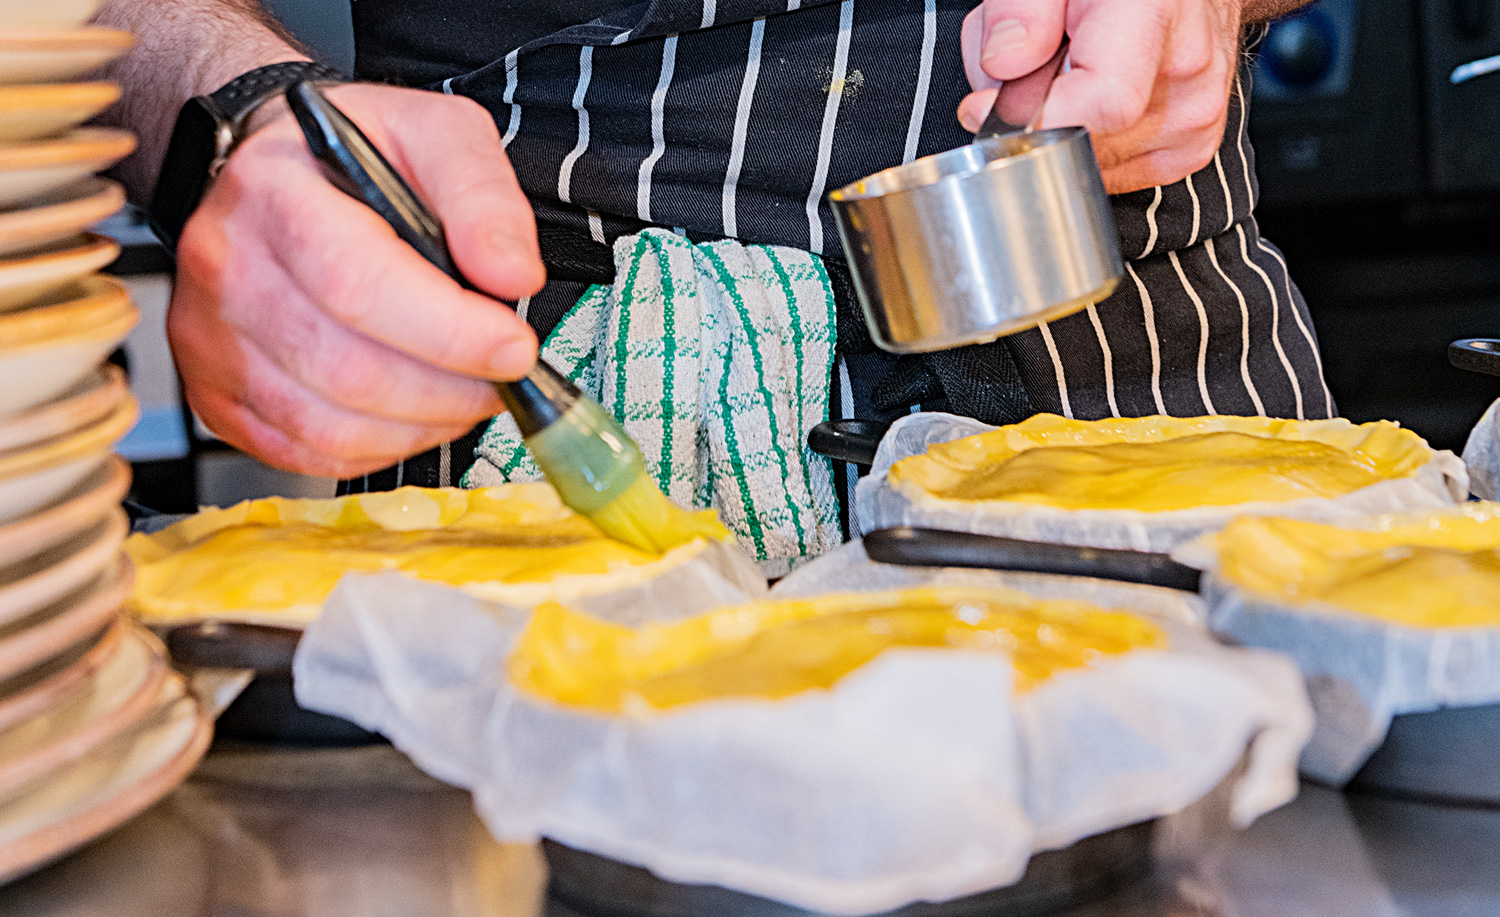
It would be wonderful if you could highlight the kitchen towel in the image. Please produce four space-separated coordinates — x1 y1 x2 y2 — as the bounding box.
467 228 840 576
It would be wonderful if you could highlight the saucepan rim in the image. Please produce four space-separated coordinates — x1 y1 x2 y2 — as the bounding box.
829 124 1089 202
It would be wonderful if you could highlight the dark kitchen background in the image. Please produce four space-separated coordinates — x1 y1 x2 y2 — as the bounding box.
112 0 1500 509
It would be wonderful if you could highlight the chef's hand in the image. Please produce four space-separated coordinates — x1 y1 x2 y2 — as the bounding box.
170 83 544 478
958 0 1243 194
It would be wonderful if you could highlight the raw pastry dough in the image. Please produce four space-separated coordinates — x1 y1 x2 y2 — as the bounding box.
893 414 1431 512
127 484 727 625
509 586 1166 713
1214 504 1500 628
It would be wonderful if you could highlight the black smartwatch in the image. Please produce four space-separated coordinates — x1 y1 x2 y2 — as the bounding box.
149 60 347 249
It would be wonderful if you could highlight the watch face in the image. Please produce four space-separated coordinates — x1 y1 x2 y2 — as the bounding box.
149 97 226 246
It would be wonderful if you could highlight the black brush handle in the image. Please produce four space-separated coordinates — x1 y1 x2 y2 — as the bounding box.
864 526 1202 592
287 81 464 285
284 81 575 435
808 419 891 467
1450 339 1500 378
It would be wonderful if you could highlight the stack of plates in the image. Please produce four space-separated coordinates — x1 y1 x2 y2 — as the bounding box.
0 1 211 885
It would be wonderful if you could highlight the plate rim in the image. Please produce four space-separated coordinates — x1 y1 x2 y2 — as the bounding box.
0 684 211 884
0 624 165 797
0 453 130 563
0 178 123 257
0 274 135 354
0 233 121 312
0 617 124 732
0 393 137 484
0 557 130 684
0 28 135 53
0 511 127 629
0 128 135 172
0 365 126 456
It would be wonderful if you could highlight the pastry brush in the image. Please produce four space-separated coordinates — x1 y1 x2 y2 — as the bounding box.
284 81 724 552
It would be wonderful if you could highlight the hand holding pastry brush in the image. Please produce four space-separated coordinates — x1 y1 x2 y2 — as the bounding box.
285 81 725 553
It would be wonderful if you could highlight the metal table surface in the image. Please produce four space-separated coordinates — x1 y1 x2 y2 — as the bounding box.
2 741 1497 917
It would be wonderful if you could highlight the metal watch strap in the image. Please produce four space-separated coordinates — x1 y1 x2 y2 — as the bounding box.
150 60 346 248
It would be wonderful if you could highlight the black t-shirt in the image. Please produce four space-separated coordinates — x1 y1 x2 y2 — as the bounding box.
351 0 635 86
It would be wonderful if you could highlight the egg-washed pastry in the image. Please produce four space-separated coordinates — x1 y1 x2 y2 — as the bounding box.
1215 504 1500 628
509 586 1166 714
126 484 729 625
891 414 1432 512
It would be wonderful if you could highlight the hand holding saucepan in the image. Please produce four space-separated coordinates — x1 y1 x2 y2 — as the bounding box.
959 0 1245 194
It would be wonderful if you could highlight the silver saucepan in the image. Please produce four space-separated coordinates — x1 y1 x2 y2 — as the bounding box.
829 42 1122 353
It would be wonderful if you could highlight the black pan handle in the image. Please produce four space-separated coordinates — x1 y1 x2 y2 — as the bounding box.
808 419 891 467
1450 339 1500 377
864 526 1202 592
164 621 302 675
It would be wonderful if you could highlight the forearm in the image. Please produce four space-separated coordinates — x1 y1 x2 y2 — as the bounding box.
88 0 309 202
1242 0 1314 23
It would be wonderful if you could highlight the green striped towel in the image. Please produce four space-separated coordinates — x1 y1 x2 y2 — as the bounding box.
465 229 841 576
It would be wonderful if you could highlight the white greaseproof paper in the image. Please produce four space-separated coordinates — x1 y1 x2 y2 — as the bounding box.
1464 398 1499 500
1183 530 1500 785
294 543 1311 916
859 413 1469 553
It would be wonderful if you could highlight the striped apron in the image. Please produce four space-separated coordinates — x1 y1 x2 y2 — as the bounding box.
340 0 1335 518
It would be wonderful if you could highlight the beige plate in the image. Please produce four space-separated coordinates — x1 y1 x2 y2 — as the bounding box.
0 364 126 456
0 390 135 510
0 511 126 628
0 614 161 798
0 619 122 732
0 178 122 259
0 674 211 883
0 0 107 30
0 392 135 524
0 233 119 313
0 456 129 569
0 558 128 688
0 128 135 209
0 276 137 416
0 82 119 144
0 29 133 86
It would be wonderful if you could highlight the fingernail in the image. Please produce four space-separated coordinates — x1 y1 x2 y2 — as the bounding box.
958 107 980 132
986 18 1029 53
490 231 546 283
489 335 537 378
488 228 526 258
982 19 1028 75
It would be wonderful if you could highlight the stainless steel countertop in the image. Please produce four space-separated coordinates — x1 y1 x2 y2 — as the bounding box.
2 741 1496 917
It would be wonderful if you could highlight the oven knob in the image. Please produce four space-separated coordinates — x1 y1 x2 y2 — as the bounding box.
1263 12 1337 87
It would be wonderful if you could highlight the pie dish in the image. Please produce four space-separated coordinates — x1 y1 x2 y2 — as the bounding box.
1187 503 1500 785
0 233 120 313
293 545 1310 917
0 0 107 29
0 128 135 208
0 82 120 143
0 276 138 416
1209 503 1500 628
0 178 123 259
511 585 1166 713
890 414 1433 512
0 391 137 524
127 483 749 628
861 412 1466 553
0 29 133 87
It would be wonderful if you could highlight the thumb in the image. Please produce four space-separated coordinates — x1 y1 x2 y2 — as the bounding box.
973 0 1068 83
